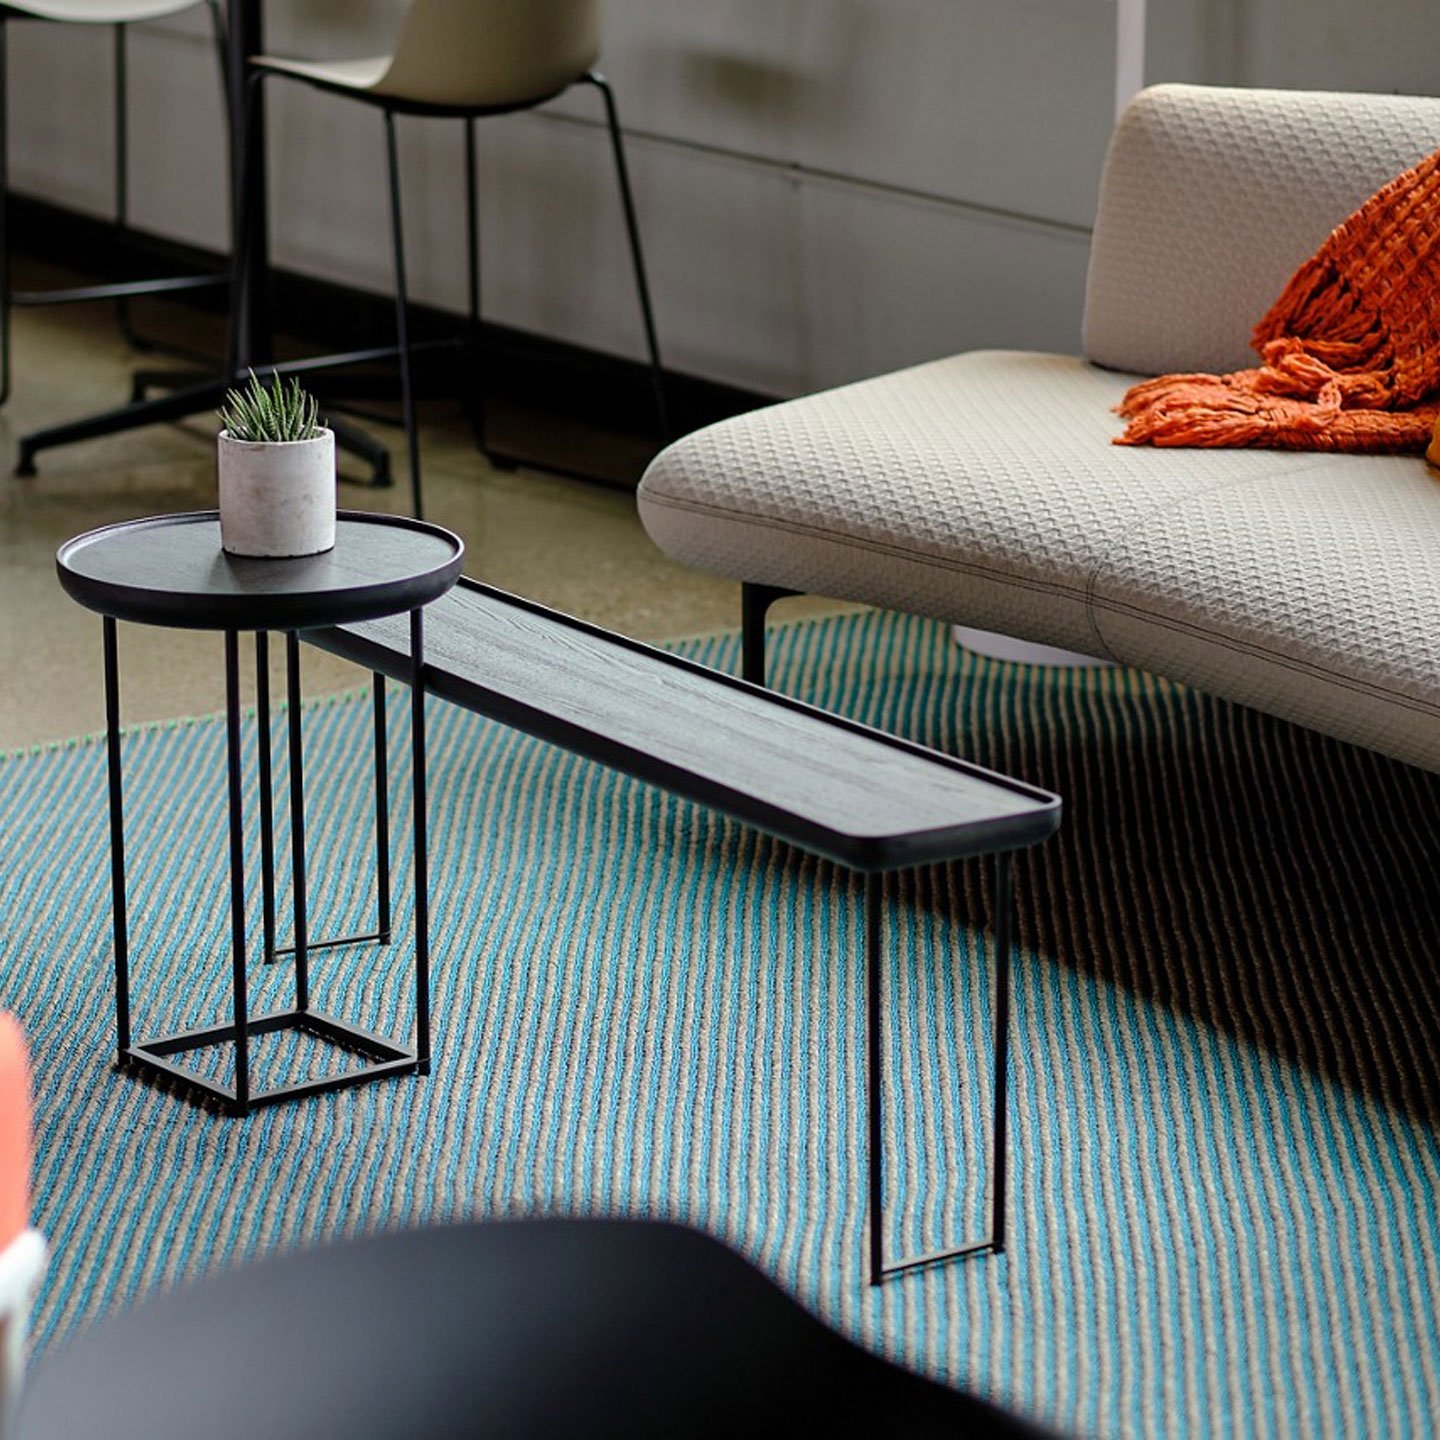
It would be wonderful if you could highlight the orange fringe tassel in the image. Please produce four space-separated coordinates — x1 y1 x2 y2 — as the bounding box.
1116 147 1440 452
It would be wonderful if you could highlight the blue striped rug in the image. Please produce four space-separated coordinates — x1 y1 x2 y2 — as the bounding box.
2 609 1437 1438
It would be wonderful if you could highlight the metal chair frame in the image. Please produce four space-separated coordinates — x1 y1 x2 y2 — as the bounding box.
0 1 230 408
248 59 668 520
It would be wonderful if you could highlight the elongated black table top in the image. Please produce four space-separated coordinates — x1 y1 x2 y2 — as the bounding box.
57 511 464 632
310 579 1060 872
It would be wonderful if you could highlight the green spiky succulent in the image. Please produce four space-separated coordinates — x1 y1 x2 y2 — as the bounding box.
219 370 324 443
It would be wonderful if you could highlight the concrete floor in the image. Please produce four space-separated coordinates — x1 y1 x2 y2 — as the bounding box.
0 269 849 749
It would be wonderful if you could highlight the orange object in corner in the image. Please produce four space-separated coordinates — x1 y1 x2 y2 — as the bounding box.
1428 414 1440 471
1118 144 1440 453
0 1015 32 1251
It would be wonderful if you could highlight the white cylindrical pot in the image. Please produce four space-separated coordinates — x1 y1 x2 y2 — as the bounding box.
217 428 337 558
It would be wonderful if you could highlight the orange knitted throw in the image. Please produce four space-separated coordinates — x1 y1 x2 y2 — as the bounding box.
1115 145 1440 453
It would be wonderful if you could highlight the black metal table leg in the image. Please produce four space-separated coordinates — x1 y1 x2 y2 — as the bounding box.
374 673 392 945
865 870 885 1286
127 631 419 1110
256 631 277 963
410 608 430 1074
224 629 251 1114
286 633 310 1013
866 853 1015 1284
102 618 130 1060
991 851 1013 1254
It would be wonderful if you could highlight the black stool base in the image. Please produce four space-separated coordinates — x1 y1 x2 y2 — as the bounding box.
121 1006 419 1116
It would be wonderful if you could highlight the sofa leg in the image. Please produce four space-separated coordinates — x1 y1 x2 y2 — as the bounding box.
741 584 795 687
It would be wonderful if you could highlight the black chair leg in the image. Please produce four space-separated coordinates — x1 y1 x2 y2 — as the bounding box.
114 2 231 365
206 0 230 114
384 108 423 519
583 71 668 443
462 115 496 461
111 23 147 353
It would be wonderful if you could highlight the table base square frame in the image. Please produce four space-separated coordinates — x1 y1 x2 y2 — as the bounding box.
122 1007 422 1112
103 618 433 1118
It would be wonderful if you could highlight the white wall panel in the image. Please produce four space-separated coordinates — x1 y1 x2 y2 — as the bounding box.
465 115 1089 395
7 15 227 248
8 20 120 217
793 177 1091 389
596 0 1116 228
1237 0 1440 95
7 1 1438 400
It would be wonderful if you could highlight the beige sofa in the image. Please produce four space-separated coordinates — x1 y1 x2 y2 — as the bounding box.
637 84 1440 775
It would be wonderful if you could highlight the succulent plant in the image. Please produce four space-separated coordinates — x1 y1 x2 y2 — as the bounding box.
219 370 324 443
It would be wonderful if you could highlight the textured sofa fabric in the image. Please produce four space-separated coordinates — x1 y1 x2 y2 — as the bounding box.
637 85 1440 774
1084 85 1440 376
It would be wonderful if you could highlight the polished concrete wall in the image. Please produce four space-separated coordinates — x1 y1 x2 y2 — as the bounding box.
7 0 1437 398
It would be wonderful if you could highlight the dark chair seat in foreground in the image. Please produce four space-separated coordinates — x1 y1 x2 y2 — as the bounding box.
20 1219 1051 1439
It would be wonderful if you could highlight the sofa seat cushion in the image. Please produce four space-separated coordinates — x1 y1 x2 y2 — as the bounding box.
637 350 1440 772
1093 458 1440 771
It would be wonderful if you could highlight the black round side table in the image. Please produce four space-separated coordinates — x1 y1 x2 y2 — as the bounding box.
56 511 465 1116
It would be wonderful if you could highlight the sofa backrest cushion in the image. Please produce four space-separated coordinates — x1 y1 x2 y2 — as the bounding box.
1083 84 1440 377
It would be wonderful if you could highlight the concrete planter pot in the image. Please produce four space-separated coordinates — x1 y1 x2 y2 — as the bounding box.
217 428 336 557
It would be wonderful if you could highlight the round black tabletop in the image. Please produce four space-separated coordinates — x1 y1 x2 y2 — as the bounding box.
56 511 465 632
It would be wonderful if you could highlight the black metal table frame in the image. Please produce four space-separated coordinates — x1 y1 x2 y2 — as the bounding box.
862 858 1012 1285
314 579 1048 1284
101 612 431 1116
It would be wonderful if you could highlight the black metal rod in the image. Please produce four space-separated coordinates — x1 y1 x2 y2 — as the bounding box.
207 0 231 126
17 373 228 476
103 618 130 1056
374 672 392 943
14 326 388 480
256 631 276 962
865 869 885 1286
991 851 1014 1253
275 930 387 958
584 72 668 441
384 109 423 519
463 115 489 458
127 1046 417 1113
328 414 393 488
465 118 480 333
286 631 309 1013
140 1007 302 1055
112 23 141 349
265 337 463 379
875 1237 997 1279
410 609 431 1073
140 1006 411 1062
113 25 127 231
224 630 250 1113
13 274 228 308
